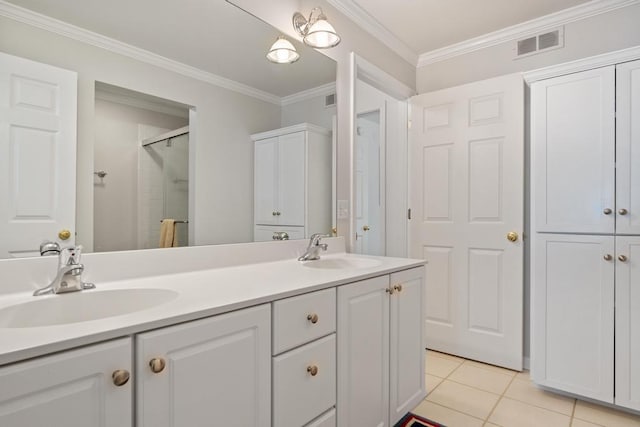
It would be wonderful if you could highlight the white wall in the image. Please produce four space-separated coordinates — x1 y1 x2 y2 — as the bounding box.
0 15 282 250
416 4 640 92
281 94 336 130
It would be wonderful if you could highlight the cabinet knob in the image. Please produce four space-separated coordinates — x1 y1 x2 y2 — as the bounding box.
393 284 403 292
385 288 395 295
603 254 613 261
276 211 281 216
307 365 319 376
307 313 319 324
619 208 628 215
603 208 612 215
507 231 519 242
619 255 628 262
112 369 130 387
149 357 166 373
272 211 277 216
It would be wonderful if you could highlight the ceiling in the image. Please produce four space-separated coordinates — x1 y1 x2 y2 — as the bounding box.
340 0 592 54
4 0 336 98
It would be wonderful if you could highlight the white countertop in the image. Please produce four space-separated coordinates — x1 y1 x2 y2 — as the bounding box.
0 251 424 366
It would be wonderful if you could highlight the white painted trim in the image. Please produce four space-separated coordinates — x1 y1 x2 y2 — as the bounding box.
355 56 416 100
250 122 330 141
417 0 640 67
0 0 282 105
326 0 418 67
523 45 640 83
95 90 190 119
280 82 337 106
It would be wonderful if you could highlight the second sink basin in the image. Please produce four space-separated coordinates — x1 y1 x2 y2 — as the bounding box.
301 256 382 270
0 288 179 328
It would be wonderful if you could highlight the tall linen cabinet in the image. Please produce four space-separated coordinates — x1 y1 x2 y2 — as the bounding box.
531 59 640 410
252 123 332 241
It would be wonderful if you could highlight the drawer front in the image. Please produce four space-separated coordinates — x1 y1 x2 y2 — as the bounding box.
254 225 305 242
273 334 336 427
305 408 336 427
273 287 336 355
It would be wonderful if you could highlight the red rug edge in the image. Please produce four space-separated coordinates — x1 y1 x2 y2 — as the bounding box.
395 412 446 427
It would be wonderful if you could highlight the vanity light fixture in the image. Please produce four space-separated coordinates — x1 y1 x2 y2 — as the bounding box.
266 36 300 64
292 7 341 49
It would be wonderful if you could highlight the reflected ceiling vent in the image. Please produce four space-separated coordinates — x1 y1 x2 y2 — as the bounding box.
325 93 336 108
515 27 564 59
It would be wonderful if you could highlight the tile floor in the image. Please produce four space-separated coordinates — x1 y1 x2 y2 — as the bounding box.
413 350 640 427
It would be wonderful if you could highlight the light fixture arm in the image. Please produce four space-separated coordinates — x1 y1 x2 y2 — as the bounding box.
292 7 326 37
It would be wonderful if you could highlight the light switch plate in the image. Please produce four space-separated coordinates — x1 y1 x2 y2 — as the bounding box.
337 200 349 219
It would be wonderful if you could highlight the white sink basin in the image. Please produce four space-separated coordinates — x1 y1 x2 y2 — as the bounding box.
0 288 179 328
301 257 382 270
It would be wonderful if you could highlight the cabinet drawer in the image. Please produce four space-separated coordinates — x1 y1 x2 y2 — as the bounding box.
273 287 336 355
273 334 336 427
305 408 336 427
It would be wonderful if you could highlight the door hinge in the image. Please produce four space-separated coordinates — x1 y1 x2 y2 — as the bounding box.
407 208 412 220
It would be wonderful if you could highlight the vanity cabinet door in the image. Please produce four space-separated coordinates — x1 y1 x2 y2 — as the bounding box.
136 304 271 427
0 338 132 427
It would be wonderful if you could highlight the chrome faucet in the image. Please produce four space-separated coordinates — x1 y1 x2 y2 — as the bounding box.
33 244 96 296
298 233 329 261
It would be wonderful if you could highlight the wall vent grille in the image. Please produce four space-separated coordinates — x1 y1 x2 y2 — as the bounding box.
515 27 564 59
325 93 336 108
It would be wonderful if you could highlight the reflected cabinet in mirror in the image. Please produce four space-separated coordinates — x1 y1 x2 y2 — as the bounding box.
0 0 336 258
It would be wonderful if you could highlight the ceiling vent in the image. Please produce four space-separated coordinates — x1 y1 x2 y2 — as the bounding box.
515 27 564 59
325 93 336 108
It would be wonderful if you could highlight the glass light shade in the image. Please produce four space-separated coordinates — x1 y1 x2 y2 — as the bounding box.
303 19 340 48
266 37 300 64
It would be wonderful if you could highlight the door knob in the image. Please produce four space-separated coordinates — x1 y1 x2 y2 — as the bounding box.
619 255 628 262
58 229 71 240
362 225 370 231
603 254 613 261
603 208 612 215
507 231 519 242
149 357 166 373
112 369 130 386
619 208 628 215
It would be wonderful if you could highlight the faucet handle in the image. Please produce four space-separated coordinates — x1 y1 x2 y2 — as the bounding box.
61 245 83 265
309 233 330 245
40 241 61 256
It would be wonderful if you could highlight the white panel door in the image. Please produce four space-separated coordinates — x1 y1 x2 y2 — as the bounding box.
409 73 524 369
615 236 640 411
337 275 390 427
278 132 305 226
254 137 278 225
389 267 426 426
136 305 271 427
0 338 132 427
532 233 614 402
0 52 77 258
616 60 640 235
531 66 615 234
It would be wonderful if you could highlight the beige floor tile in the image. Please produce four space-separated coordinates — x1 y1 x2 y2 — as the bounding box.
427 379 500 419
504 377 575 415
488 397 571 427
449 363 514 395
516 369 532 381
427 349 465 363
464 359 518 377
574 400 640 427
413 400 484 427
426 374 443 395
572 419 604 427
426 352 463 378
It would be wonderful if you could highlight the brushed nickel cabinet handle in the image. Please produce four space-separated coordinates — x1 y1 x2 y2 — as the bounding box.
149 357 166 373
619 255 628 262
603 254 613 261
603 208 612 215
307 313 319 324
393 284 403 292
307 365 318 376
619 208 628 215
112 369 130 386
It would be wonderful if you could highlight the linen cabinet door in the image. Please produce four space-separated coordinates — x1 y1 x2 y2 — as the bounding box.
136 304 271 427
389 267 426 426
616 60 640 235
615 236 640 411
255 137 279 225
337 275 390 427
531 67 615 234
532 234 614 402
277 132 305 226
0 338 132 427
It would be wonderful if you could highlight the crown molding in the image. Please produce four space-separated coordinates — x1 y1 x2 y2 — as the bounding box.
0 0 282 105
280 82 336 106
523 45 640 83
326 0 418 67
417 0 640 67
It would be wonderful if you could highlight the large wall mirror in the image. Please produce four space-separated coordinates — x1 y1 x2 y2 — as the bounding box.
0 0 337 258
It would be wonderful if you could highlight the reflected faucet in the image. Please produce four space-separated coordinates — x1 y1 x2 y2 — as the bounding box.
33 244 96 296
298 233 329 261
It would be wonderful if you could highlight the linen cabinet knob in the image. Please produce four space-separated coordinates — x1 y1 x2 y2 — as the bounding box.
603 254 613 261
307 313 319 324
619 208 628 215
307 365 318 376
149 357 166 373
393 284 403 292
619 255 628 262
603 208 612 215
112 369 130 386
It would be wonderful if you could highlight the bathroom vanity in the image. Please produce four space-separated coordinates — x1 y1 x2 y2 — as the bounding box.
0 238 426 427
